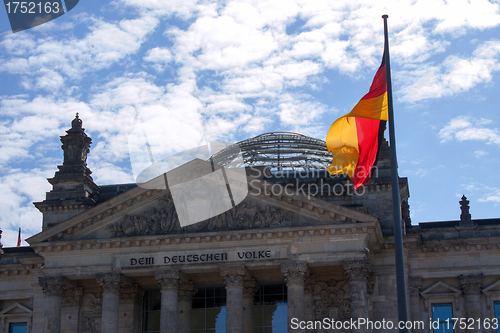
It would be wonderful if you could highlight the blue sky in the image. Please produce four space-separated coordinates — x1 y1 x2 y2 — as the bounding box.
1 0 500 246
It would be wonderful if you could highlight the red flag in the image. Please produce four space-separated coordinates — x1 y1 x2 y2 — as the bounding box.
16 227 21 247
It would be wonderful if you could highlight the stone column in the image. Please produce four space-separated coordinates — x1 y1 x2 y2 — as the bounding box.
243 276 258 333
38 276 66 333
304 275 316 333
343 260 372 333
155 270 181 333
459 274 483 333
221 266 247 333
120 284 144 333
409 277 423 333
281 262 309 333
96 273 123 333
178 278 198 333
61 286 83 333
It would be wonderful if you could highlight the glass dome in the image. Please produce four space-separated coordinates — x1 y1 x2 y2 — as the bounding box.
209 132 331 171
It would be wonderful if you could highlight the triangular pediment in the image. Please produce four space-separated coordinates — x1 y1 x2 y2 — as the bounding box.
420 281 462 312
483 280 500 295
27 159 379 244
420 281 461 298
0 303 32 316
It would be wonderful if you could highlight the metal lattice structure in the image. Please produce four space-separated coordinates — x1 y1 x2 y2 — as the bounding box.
210 132 332 170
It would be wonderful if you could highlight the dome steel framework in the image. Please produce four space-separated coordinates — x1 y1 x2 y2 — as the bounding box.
210 132 332 170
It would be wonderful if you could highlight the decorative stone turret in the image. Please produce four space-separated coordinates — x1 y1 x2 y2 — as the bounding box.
34 114 99 230
460 195 473 226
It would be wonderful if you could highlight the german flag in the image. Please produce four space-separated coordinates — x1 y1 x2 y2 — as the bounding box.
326 54 388 189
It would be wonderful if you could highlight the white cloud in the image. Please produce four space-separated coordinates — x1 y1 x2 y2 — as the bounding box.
88 161 135 185
203 113 255 142
459 182 500 205
174 15 279 70
430 0 500 33
34 68 65 91
0 168 53 246
89 75 165 111
115 0 198 19
222 67 284 94
406 164 446 178
439 116 500 146
203 98 252 114
0 34 36 55
474 150 489 158
0 96 91 165
479 188 500 203
0 15 159 91
278 94 328 126
143 47 173 72
275 60 322 84
81 66 214 174
438 116 473 142
399 40 500 102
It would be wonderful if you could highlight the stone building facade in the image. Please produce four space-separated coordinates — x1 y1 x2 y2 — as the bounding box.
1 116 500 333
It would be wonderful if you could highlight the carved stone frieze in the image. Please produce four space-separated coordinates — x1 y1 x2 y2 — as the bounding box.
281 262 309 285
62 286 83 307
155 270 181 291
243 276 259 297
109 196 294 237
220 266 247 287
81 293 102 333
459 274 483 295
178 279 198 301
304 275 316 294
120 284 144 302
313 280 351 330
343 260 372 282
96 273 123 294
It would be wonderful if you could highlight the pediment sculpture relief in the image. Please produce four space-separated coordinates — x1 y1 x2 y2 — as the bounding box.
109 195 293 237
314 280 351 329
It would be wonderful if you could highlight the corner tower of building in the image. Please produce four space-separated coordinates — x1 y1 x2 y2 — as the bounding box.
34 114 99 230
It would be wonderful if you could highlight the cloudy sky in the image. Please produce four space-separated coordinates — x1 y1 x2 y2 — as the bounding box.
1 0 500 246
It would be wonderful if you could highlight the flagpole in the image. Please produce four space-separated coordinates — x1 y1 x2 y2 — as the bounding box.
382 14 409 332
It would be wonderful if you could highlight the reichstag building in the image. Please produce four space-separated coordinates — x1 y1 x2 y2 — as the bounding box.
1 115 500 333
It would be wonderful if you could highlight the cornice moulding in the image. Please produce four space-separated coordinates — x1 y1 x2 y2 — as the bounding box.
30 222 382 254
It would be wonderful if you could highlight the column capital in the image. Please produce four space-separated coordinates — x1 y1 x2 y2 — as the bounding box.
96 273 124 294
409 277 423 296
39 276 70 297
155 270 181 291
459 274 483 295
281 262 309 285
343 260 372 282
243 276 258 298
178 279 198 301
220 266 247 287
